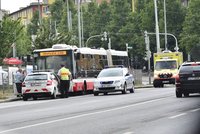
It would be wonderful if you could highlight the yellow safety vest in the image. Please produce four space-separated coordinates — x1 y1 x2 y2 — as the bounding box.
60 68 70 80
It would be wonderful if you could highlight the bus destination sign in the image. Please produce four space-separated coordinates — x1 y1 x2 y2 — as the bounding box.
40 51 67 56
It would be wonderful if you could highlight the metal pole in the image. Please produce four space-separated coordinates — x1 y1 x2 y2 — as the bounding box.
146 32 179 52
126 43 130 68
108 38 111 49
85 34 104 47
38 0 41 25
12 43 16 57
148 56 151 84
164 0 168 50
81 4 84 47
154 0 161 52
0 0 2 21
66 0 70 31
78 0 82 48
13 32 16 58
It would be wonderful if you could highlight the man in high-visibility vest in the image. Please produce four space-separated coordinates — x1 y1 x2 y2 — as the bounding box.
57 64 71 98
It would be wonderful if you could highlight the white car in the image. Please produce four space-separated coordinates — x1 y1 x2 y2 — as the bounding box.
22 72 60 101
93 67 134 96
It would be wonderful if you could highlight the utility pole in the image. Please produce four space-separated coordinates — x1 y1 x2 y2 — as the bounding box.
0 0 2 21
154 0 161 52
38 0 42 25
144 31 151 85
66 0 71 31
81 4 84 47
77 0 82 48
164 0 168 50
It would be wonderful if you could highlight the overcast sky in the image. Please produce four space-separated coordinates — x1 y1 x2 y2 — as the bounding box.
1 0 42 13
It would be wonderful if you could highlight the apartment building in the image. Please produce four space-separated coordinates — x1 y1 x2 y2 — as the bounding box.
9 0 55 26
181 0 189 7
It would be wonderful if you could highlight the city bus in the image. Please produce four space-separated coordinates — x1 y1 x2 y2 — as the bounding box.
33 44 128 93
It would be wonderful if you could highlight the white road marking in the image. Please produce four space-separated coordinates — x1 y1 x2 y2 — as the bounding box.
123 132 134 134
0 98 166 134
190 108 200 112
169 113 187 119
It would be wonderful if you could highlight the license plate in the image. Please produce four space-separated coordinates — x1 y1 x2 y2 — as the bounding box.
162 81 169 83
188 77 200 80
31 83 41 86
102 84 111 88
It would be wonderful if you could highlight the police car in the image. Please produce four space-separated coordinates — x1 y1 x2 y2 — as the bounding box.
22 71 60 101
93 66 134 96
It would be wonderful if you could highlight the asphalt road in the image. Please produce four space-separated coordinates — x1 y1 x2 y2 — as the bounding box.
0 86 199 134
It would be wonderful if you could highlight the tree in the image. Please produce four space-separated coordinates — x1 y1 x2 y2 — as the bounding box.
0 16 30 64
180 0 200 55
34 18 71 49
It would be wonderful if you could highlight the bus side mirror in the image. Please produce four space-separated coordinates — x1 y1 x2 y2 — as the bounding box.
76 53 80 60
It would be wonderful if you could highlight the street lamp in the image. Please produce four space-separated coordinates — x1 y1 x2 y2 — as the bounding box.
31 35 37 70
154 0 161 52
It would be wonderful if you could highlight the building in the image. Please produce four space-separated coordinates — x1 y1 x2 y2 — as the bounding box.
181 0 189 7
0 9 9 21
9 0 55 26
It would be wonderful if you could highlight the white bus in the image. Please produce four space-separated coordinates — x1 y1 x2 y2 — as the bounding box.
33 44 128 93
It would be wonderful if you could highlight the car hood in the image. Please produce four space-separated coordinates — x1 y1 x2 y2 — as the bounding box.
96 77 123 82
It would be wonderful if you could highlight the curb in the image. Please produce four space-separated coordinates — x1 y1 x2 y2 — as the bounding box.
0 85 153 103
0 97 21 103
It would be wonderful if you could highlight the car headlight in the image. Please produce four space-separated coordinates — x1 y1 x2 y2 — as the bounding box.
94 81 99 87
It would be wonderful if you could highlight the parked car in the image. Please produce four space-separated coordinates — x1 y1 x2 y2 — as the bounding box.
93 67 134 96
22 71 60 101
175 62 200 98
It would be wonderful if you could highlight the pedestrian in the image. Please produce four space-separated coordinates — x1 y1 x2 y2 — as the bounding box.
14 68 24 95
57 64 71 98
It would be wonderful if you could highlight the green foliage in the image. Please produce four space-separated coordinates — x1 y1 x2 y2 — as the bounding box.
0 16 30 64
34 19 71 49
180 0 200 53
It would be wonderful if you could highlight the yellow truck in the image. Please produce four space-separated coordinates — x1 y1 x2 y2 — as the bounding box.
153 51 183 87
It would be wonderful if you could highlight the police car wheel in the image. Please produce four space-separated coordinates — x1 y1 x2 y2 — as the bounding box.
122 83 127 94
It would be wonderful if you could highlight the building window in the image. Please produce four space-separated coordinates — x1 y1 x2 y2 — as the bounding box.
43 6 49 14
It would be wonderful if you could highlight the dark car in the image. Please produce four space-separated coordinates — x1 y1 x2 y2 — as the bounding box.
175 62 200 98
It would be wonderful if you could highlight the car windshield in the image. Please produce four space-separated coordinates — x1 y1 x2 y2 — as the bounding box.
155 60 177 70
179 65 200 73
25 74 48 81
98 68 123 78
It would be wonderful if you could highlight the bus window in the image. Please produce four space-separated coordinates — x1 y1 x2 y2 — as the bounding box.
75 53 80 60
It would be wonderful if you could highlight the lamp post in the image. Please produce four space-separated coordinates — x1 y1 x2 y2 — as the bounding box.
31 35 37 70
154 0 161 52
77 0 82 48
38 0 42 25
164 0 168 50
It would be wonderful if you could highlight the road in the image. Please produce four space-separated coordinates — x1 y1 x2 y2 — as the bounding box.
0 86 199 134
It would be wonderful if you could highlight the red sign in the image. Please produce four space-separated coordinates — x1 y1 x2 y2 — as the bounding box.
3 58 23 65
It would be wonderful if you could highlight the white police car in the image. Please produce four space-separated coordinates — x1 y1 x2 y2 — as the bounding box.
93 67 134 96
22 71 60 101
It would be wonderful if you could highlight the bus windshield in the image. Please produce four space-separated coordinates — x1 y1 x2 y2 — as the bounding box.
155 60 177 70
35 50 73 74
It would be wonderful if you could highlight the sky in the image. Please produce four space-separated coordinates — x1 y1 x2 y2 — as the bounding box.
1 0 42 13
